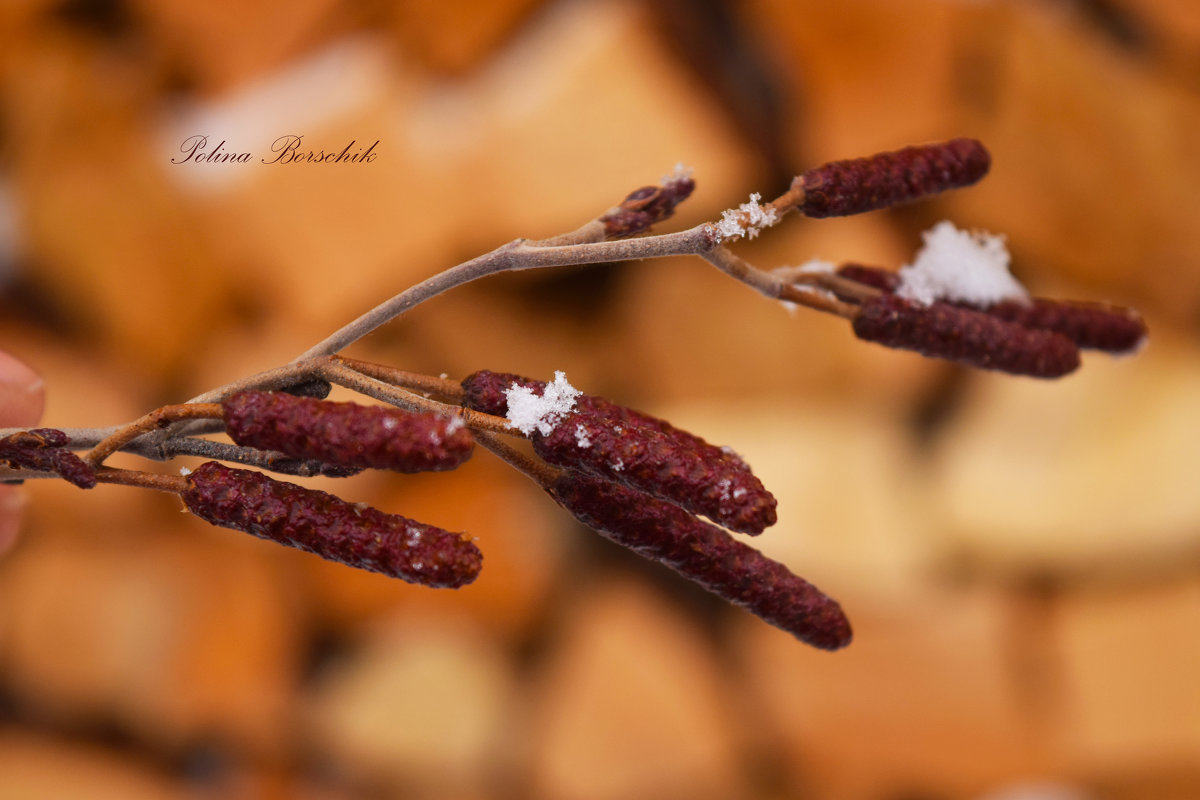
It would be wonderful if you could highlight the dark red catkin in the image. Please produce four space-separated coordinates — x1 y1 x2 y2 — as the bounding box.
835 264 1146 353
550 472 851 650
182 461 481 588
852 293 1081 378
461 371 777 534
600 171 695 239
981 299 1146 354
223 391 473 474
0 428 96 489
799 138 991 218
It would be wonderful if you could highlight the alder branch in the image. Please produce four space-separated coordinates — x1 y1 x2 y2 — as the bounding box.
0 138 1150 649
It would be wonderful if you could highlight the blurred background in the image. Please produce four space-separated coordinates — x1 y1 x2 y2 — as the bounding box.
1 0 1199 798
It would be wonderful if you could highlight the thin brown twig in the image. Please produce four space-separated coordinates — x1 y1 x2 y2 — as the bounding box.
94 466 188 494
701 245 860 319
777 283 861 319
292 227 712 365
792 271 882 304
321 359 517 437
87 403 224 468
768 181 806 218
331 356 464 403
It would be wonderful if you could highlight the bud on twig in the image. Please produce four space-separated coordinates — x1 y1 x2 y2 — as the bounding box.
550 472 851 650
0 428 96 488
223 391 473 474
600 166 695 239
461 371 777 533
799 139 991 218
182 461 481 587
852 293 1081 378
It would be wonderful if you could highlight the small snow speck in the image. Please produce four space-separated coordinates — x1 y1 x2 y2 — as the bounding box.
612 458 624 472
663 162 693 184
574 425 592 448
719 445 746 465
897 220 1029 307
504 371 582 436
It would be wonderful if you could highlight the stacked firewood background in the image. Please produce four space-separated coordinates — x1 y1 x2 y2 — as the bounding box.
1 1 1198 798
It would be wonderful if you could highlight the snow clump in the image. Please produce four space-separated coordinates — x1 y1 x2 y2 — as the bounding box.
897 220 1029 307
504 371 582 436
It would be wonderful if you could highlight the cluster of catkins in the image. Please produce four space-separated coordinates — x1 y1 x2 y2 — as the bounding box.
218 377 849 650
1 376 853 650
781 139 1145 375
840 264 1146 377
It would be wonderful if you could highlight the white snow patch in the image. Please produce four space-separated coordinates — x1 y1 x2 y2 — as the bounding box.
714 193 778 242
897 220 1029 307
504 371 581 436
